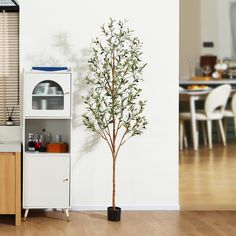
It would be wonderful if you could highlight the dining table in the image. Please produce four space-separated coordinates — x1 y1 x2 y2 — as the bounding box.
179 89 210 151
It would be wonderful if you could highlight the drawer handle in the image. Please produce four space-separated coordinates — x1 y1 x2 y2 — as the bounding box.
63 178 69 182
64 92 69 95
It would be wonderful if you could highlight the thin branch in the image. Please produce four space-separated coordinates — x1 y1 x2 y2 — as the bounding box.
99 127 113 152
115 119 121 137
96 66 113 92
121 135 132 146
90 108 113 152
104 138 113 153
104 117 113 146
115 65 130 95
104 127 113 147
95 130 106 140
115 128 129 159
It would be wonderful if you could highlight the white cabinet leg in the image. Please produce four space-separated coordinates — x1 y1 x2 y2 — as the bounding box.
24 209 29 221
65 209 70 222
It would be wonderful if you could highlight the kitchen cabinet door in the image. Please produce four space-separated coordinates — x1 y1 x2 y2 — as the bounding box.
24 155 70 208
0 153 15 214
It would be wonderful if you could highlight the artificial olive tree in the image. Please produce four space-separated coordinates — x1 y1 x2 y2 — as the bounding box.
82 18 147 210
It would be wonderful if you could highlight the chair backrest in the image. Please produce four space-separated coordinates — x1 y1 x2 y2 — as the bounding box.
231 92 236 114
205 84 231 118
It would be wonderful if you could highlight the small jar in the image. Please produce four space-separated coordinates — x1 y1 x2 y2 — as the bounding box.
55 134 62 143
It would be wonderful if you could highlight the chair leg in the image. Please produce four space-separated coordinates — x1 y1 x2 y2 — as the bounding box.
184 134 188 148
183 122 188 148
206 120 212 149
196 121 199 148
180 120 184 150
216 121 222 143
224 117 228 138
201 121 207 146
218 119 227 146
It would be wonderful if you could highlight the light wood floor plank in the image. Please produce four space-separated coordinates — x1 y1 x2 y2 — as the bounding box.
180 141 236 210
1 211 236 236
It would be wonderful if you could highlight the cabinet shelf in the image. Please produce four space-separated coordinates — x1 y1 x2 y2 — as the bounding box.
32 94 64 97
25 152 70 157
25 116 71 119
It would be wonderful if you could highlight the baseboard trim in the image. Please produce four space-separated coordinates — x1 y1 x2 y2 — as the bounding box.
71 204 180 211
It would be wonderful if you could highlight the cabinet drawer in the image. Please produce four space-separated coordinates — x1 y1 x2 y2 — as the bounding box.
24 155 70 208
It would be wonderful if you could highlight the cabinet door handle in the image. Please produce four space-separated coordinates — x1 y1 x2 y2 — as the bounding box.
63 178 69 182
64 92 69 95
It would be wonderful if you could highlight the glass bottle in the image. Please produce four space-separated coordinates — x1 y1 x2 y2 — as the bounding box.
195 63 202 77
27 133 35 152
39 134 45 152
34 134 41 152
46 132 52 144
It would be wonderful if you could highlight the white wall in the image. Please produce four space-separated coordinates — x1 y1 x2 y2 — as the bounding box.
19 0 179 210
200 0 219 56
180 0 201 80
0 127 21 142
201 0 235 58
217 0 234 58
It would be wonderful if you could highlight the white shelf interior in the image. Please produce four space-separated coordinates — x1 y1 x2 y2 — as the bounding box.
24 119 71 153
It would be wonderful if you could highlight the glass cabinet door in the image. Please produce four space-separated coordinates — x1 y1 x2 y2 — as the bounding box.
32 80 64 111
25 73 71 117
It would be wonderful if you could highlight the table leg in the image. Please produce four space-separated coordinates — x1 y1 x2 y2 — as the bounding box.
190 96 198 151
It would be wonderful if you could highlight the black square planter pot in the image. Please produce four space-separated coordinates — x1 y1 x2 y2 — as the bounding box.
107 207 121 221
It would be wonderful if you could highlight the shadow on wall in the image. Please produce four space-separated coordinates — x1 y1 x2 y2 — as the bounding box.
26 32 101 165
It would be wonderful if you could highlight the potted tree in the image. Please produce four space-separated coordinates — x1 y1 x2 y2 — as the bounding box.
82 18 147 221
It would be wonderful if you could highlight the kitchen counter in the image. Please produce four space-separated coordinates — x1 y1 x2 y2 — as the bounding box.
0 141 21 152
180 79 236 86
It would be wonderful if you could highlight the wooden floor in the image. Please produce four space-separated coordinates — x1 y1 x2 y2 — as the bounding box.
2 142 236 234
180 141 236 210
1 210 236 236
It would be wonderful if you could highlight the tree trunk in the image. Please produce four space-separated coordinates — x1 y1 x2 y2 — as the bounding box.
112 155 116 210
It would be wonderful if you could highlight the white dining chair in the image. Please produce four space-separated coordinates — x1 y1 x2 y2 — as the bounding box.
179 86 188 149
179 84 231 150
223 92 236 137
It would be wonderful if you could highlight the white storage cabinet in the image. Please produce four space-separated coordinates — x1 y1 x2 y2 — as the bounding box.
23 70 72 221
